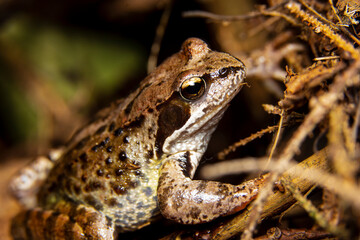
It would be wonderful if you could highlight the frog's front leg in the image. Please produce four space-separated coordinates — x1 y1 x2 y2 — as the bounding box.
157 155 268 224
11 201 116 240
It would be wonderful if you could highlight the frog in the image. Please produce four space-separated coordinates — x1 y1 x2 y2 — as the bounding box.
10 38 267 240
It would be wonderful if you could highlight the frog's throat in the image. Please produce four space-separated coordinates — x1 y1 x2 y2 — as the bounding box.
162 71 245 175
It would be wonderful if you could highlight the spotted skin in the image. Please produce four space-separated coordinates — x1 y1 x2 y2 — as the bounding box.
10 38 263 240
37 114 162 232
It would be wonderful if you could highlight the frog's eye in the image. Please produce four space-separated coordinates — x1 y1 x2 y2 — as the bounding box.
180 77 206 101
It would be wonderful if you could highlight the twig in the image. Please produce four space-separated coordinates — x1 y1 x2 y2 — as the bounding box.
286 1 360 59
329 0 344 25
217 125 279 160
201 157 270 180
183 6 299 26
240 54 360 240
313 56 340 61
265 110 284 176
147 0 173 73
183 10 262 22
328 105 356 179
283 177 349 238
352 100 360 146
213 149 330 240
298 0 338 30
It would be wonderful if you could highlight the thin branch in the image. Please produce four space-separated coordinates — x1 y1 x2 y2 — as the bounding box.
147 0 173 73
183 5 299 26
286 1 360 59
265 110 285 171
283 177 349 238
298 0 338 30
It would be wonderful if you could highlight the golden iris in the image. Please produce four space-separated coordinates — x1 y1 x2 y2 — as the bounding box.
180 77 206 100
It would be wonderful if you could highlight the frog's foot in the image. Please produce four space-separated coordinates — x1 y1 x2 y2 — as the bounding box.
158 159 269 224
11 202 116 240
9 149 63 208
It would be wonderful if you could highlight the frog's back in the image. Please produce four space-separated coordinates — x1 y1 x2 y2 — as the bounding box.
38 99 165 231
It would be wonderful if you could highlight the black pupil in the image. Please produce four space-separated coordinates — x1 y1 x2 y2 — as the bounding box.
185 81 202 95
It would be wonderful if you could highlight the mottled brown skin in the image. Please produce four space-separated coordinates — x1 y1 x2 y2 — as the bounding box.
158 158 267 224
10 38 266 240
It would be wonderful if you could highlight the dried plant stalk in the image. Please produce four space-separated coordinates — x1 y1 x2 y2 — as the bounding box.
285 1 360 59
213 149 329 240
282 178 348 238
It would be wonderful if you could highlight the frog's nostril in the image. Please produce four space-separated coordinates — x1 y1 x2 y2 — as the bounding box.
218 68 229 78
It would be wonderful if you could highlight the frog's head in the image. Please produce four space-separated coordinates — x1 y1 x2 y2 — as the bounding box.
154 38 246 174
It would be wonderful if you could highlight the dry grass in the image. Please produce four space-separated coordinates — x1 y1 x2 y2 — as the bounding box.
168 0 360 239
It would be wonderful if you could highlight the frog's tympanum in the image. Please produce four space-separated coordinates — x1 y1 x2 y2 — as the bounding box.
10 38 266 240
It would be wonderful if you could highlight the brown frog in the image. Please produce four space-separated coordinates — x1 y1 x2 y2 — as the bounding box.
10 38 267 239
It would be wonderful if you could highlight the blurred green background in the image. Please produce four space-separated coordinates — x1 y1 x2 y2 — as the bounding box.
0 0 209 157
0 17 144 145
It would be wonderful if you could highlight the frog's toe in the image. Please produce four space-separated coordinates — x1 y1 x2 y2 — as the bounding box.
9 155 55 209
